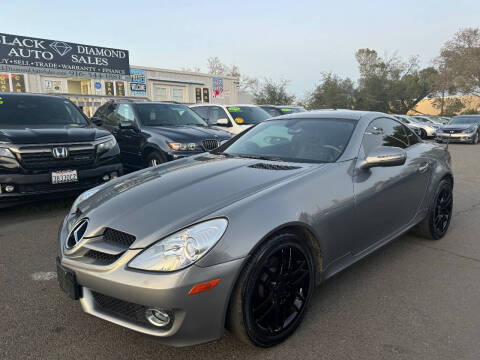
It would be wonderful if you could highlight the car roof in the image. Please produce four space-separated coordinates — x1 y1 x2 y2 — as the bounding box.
190 104 262 108
0 92 64 100
266 109 383 121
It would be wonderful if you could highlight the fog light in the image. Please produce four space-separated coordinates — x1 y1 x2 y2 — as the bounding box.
5 185 15 193
145 308 171 327
110 172 118 179
102 174 110 181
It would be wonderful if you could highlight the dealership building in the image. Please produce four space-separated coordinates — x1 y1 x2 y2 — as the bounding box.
0 33 239 116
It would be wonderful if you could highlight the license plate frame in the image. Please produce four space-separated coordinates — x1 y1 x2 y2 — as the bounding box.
51 170 78 184
56 257 82 300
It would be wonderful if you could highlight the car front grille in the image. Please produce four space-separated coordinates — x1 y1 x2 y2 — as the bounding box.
103 228 136 247
202 139 220 151
18 178 102 194
443 129 465 134
84 250 123 264
91 291 150 326
16 145 96 170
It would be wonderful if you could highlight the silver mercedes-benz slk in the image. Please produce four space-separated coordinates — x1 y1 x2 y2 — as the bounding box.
57 110 454 347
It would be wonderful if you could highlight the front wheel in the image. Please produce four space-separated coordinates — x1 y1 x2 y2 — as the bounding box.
146 151 166 168
412 178 453 240
419 129 427 139
228 232 315 347
471 133 479 144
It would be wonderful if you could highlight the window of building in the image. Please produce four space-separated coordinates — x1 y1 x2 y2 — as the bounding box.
153 85 168 101
172 87 184 103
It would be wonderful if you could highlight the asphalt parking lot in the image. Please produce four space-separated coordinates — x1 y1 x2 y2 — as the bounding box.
1 143 479 360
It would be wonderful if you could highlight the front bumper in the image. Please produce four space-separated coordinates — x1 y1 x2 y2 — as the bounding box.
57 221 244 346
436 132 476 143
0 163 123 207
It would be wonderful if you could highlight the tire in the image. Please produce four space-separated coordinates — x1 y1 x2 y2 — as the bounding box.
146 151 166 167
412 178 453 240
419 129 427 139
228 232 316 347
471 133 479 144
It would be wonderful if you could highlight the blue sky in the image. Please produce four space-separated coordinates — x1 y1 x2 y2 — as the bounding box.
2 0 479 98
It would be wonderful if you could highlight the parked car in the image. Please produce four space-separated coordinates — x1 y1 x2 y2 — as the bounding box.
259 105 284 117
436 115 480 144
393 115 422 137
412 115 442 138
92 101 232 169
190 104 271 135
0 93 122 208
57 110 453 347
259 105 307 117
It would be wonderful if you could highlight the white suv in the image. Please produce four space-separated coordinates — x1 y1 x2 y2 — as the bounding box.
190 104 271 135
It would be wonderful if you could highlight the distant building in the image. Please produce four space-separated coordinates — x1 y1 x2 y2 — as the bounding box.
409 95 480 115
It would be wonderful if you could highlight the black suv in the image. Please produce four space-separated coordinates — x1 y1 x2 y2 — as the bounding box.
0 93 122 208
92 101 232 168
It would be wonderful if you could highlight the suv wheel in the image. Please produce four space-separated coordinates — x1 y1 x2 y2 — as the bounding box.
147 151 166 167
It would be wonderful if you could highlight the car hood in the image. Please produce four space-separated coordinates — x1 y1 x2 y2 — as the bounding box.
0 126 111 144
79 154 316 248
442 124 476 131
144 125 232 142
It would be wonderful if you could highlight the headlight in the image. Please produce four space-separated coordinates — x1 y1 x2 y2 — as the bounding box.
96 136 117 153
70 187 102 214
466 126 477 133
129 218 228 272
0 146 15 159
168 142 201 151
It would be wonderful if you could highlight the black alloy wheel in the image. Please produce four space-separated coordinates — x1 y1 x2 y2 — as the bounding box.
146 151 165 168
412 178 453 240
228 233 315 347
419 128 427 139
432 187 453 237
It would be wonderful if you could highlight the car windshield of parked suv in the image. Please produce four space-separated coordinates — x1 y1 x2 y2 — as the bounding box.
226 106 271 125
0 95 88 126
217 118 356 163
449 116 480 125
135 103 208 127
260 106 283 117
279 107 305 114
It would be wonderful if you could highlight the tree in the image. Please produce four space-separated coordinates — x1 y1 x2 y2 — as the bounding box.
431 97 465 116
206 57 258 92
206 56 225 75
437 27 480 96
354 49 437 114
305 72 355 109
253 79 295 105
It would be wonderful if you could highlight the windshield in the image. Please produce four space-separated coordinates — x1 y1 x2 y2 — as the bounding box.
218 118 356 163
226 106 271 125
0 95 88 126
414 116 434 124
279 107 305 114
449 116 480 125
260 106 283 117
135 103 207 127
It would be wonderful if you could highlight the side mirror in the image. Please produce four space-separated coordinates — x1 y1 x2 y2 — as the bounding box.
119 120 134 129
90 116 104 126
360 146 406 169
216 118 229 126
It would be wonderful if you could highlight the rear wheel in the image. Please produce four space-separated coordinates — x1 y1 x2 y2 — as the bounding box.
146 151 166 167
412 178 453 240
228 232 315 347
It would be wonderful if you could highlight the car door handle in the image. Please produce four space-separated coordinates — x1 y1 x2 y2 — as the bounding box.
418 162 430 173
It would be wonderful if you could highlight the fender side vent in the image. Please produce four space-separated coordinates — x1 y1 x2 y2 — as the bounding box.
248 163 301 170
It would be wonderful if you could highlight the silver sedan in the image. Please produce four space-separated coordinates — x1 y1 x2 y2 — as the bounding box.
57 110 454 347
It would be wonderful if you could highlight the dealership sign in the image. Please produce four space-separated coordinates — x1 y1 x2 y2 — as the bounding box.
130 68 146 95
0 33 130 80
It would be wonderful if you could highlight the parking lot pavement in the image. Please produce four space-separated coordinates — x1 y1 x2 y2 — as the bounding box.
1 144 479 360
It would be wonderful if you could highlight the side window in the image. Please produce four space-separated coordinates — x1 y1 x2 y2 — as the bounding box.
192 106 209 120
116 103 135 123
94 104 106 118
104 104 119 127
404 125 420 146
362 118 409 154
209 106 230 125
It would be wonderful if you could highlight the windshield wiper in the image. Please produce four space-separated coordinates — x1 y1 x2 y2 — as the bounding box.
236 154 285 162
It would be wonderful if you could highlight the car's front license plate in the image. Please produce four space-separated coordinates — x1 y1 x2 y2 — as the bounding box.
56 257 81 300
51 170 78 184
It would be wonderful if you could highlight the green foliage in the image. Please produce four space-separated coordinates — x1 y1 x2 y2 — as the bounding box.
253 79 295 105
432 97 465 116
305 72 355 110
